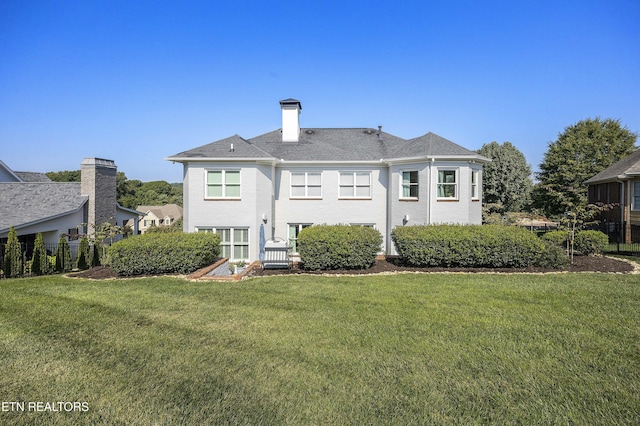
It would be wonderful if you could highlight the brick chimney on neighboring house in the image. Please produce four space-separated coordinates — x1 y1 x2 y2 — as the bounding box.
280 98 302 142
81 158 117 235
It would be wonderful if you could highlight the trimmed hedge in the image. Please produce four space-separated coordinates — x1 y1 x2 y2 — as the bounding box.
391 224 567 269
298 225 382 271
574 230 608 255
109 233 221 276
541 230 568 247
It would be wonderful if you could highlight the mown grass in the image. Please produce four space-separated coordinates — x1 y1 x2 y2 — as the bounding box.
1 273 639 425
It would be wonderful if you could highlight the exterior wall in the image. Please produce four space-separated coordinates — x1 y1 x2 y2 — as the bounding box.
274 165 388 252
428 161 482 225
1 210 86 246
184 160 483 262
183 162 273 261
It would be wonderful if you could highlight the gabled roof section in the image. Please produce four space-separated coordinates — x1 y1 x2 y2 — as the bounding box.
136 204 183 219
392 132 486 160
585 149 640 184
0 182 87 232
166 135 274 161
14 171 52 182
0 160 23 182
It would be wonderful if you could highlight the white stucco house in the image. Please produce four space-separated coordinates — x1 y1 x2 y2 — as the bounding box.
166 99 490 262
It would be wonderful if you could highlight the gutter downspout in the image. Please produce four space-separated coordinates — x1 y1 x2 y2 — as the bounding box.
386 160 393 256
427 158 434 225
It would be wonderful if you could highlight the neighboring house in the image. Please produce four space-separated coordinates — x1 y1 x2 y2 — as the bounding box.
132 204 183 233
585 149 640 243
0 158 142 248
166 99 490 262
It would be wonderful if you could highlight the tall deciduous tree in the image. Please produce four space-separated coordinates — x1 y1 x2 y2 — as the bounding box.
477 141 533 213
535 118 637 217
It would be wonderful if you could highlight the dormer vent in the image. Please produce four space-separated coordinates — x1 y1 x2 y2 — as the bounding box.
279 98 302 142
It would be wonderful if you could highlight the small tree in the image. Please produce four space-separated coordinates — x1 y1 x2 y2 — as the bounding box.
55 235 72 272
76 235 90 270
31 233 51 276
3 227 22 278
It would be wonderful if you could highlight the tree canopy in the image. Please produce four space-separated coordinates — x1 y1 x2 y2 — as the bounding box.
476 141 533 214
45 170 182 209
534 118 637 217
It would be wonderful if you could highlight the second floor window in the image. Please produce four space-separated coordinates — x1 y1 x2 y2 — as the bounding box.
401 171 418 199
339 172 371 198
207 170 240 199
291 172 322 198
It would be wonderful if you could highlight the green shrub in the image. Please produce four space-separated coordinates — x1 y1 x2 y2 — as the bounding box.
574 230 608 255
541 230 569 248
298 225 382 271
391 224 567 269
109 233 221 276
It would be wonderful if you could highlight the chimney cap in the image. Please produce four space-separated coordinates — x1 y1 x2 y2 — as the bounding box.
279 98 302 110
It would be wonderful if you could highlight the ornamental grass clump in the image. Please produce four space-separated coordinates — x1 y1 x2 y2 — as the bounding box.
392 224 567 269
298 224 382 270
109 232 221 276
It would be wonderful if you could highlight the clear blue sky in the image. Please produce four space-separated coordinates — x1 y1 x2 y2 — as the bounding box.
1 0 638 182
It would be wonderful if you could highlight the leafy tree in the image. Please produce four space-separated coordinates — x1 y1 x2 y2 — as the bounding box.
31 233 51 275
535 118 637 217
55 236 72 272
477 141 533 214
46 170 81 182
3 227 22 278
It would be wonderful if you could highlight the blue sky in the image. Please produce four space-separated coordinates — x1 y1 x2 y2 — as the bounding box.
1 0 638 182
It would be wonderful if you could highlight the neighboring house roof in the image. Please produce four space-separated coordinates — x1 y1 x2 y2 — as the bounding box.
0 182 87 233
136 204 183 221
167 129 489 163
584 149 640 184
14 171 52 182
0 160 23 182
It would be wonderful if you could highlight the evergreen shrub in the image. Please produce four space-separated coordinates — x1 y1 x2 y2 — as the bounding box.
391 224 567 269
109 232 221 276
574 230 608 255
541 230 569 248
298 224 382 271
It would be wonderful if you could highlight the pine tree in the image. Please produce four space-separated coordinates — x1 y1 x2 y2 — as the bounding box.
76 235 90 270
3 227 22 278
31 233 50 275
55 236 72 272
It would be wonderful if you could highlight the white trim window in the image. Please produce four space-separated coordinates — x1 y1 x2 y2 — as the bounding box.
206 170 241 199
196 226 249 261
290 172 322 198
288 223 312 253
471 169 480 200
339 171 371 199
437 169 458 199
401 171 419 199
633 181 640 211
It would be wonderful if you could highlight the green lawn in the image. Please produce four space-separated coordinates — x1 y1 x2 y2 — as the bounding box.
1 273 639 425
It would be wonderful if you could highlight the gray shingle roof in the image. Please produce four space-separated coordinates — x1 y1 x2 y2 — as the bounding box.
168 128 487 163
0 183 87 232
14 171 52 182
584 149 640 184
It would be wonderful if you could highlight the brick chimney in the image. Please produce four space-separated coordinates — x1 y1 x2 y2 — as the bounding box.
279 98 302 142
81 158 117 234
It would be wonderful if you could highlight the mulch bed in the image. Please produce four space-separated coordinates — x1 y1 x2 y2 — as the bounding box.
70 255 637 280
